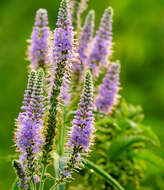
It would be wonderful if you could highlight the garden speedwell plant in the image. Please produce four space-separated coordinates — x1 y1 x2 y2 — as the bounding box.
12 0 162 190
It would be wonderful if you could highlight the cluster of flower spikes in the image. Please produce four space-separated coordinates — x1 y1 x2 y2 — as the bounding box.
73 10 95 73
42 0 74 164
95 63 120 114
12 0 122 188
51 71 94 186
88 7 113 77
14 69 44 185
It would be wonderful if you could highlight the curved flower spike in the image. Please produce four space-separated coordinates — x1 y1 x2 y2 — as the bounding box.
95 63 120 114
88 7 113 77
28 9 51 71
73 10 95 72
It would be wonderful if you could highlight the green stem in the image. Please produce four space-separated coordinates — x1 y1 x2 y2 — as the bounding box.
33 180 37 190
39 165 46 190
50 183 58 190
30 181 35 190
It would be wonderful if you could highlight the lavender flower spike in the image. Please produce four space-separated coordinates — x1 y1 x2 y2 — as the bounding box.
95 63 120 114
53 0 73 63
88 7 113 76
73 10 95 72
21 70 36 112
68 71 94 151
51 71 94 187
42 0 74 164
13 160 28 189
15 70 44 176
28 9 51 70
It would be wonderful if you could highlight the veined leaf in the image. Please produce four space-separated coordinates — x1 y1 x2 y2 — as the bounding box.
84 159 125 190
108 135 156 161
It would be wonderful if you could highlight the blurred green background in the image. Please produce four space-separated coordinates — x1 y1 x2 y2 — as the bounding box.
0 0 164 189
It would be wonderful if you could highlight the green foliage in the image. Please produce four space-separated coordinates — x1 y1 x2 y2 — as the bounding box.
67 99 163 190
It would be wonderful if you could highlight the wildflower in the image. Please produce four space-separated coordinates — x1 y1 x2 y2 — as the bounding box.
68 71 94 151
28 9 51 70
73 10 95 72
15 70 44 175
61 71 94 182
95 63 120 114
42 0 74 164
88 7 113 77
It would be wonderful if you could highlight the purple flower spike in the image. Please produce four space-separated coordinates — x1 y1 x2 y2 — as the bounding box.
28 9 51 70
73 10 95 72
53 0 73 64
21 71 36 112
55 71 94 183
52 0 73 104
88 7 113 77
68 71 94 151
42 0 74 164
95 63 120 114
15 70 44 171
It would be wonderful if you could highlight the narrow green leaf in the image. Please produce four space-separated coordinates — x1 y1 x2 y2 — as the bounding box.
84 159 125 190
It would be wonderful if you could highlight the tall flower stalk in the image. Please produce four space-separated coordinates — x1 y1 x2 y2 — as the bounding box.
14 69 44 188
88 7 113 77
50 71 94 189
41 0 73 174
